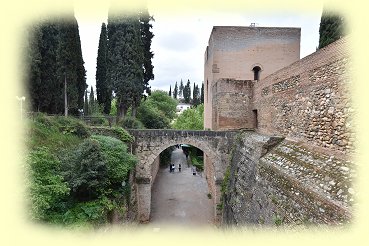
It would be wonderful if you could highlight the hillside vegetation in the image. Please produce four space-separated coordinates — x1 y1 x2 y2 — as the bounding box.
26 114 136 227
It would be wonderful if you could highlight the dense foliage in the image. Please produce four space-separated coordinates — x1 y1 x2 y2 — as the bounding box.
26 115 136 226
183 79 191 103
318 10 346 49
136 90 177 129
172 104 204 130
95 23 111 114
25 15 86 115
173 81 178 99
179 79 184 98
107 8 154 120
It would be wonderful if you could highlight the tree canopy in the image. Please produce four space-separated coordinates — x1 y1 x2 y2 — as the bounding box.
172 104 204 130
26 15 86 115
318 10 346 49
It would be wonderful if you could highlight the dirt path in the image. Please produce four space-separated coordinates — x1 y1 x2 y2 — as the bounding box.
149 148 214 228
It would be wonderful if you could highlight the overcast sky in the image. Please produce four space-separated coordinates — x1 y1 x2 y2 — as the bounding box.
75 7 322 94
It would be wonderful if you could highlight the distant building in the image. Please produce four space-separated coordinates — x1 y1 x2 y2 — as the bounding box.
176 103 191 114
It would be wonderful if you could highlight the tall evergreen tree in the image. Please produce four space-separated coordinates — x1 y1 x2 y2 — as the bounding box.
139 8 154 95
168 85 172 97
192 83 200 106
200 82 204 104
26 14 86 115
96 22 111 114
318 10 345 49
89 86 95 110
107 8 154 120
36 22 60 113
107 11 144 120
56 15 87 115
84 89 89 116
25 23 43 112
173 81 178 99
183 79 191 104
179 79 184 98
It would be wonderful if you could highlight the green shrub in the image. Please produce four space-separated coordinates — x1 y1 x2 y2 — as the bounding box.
121 116 145 129
88 112 109 126
27 147 70 221
54 116 90 138
90 135 137 184
61 138 108 201
113 127 134 142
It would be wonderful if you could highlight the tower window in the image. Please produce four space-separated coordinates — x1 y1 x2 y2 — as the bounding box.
253 66 261 80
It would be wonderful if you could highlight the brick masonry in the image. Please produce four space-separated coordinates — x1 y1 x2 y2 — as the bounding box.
203 26 354 226
253 37 353 155
204 26 301 130
127 129 238 223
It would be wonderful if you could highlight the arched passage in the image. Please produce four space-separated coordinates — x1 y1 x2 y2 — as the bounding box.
127 129 237 223
149 145 214 225
135 140 222 223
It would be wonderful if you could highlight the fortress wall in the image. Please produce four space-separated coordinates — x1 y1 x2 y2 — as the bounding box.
204 26 300 130
209 26 300 81
253 37 353 155
212 79 255 130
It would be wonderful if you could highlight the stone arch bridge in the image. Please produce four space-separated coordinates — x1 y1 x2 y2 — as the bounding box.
127 129 239 222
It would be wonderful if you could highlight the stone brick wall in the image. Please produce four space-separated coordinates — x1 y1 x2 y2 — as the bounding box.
204 26 300 130
151 155 160 187
128 129 238 222
223 132 353 226
253 37 353 154
212 79 255 130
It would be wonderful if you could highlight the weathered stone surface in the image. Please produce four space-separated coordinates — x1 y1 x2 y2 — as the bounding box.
128 129 240 223
223 133 354 226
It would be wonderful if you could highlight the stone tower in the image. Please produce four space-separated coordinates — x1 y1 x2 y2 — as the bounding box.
204 26 301 130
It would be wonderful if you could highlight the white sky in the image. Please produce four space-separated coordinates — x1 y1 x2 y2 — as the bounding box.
75 7 322 93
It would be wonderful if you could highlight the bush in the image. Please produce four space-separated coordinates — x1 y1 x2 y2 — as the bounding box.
61 139 108 201
59 135 137 224
172 104 204 130
121 116 145 129
90 135 137 184
27 147 70 221
89 113 109 126
54 116 90 138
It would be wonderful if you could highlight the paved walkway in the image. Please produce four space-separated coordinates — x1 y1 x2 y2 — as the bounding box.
149 148 214 228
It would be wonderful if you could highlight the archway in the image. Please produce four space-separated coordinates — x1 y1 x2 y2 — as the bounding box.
149 144 214 226
135 140 222 223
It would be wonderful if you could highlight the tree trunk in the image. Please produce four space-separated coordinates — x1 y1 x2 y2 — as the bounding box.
117 103 126 122
131 105 137 118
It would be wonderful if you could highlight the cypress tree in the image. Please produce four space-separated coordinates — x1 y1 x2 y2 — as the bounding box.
105 6 154 121
25 23 43 112
173 81 178 99
89 86 96 114
200 82 204 104
107 11 144 120
26 13 86 115
38 22 60 113
179 79 184 98
183 79 191 104
96 22 111 114
192 83 200 106
84 89 89 116
139 8 154 95
169 85 172 97
318 10 345 49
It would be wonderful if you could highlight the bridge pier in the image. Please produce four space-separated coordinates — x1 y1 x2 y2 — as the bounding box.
136 177 152 223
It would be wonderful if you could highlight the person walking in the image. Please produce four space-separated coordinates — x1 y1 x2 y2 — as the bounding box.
178 163 182 172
